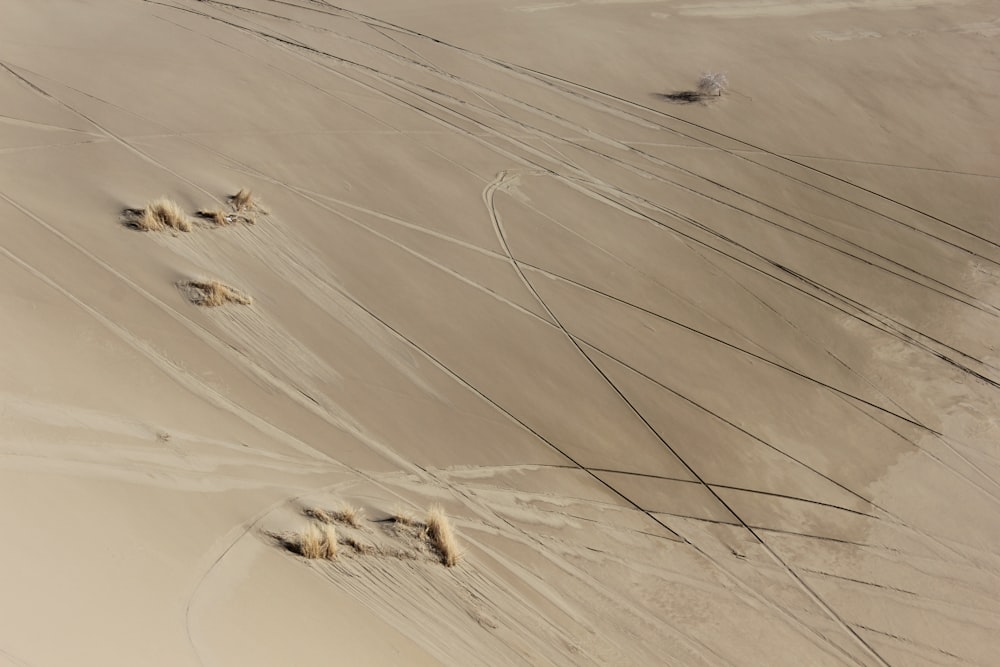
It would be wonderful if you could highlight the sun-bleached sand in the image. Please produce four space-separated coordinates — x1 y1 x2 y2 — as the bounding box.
1 0 999 665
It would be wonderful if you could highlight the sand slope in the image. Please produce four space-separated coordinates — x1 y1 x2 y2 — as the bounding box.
1 0 999 664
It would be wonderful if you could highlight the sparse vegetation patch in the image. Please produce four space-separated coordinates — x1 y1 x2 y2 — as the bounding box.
123 189 266 233
274 504 459 567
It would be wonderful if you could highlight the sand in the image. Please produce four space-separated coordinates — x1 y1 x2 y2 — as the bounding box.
1 0 998 664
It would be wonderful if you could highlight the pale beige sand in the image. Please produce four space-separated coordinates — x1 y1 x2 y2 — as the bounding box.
1 0 999 664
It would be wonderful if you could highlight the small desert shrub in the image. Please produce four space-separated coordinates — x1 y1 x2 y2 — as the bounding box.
125 198 192 232
426 505 459 567
181 280 253 307
697 71 729 97
296 522 338 560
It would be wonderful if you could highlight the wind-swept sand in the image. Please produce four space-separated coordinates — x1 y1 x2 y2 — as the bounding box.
1 0 999 665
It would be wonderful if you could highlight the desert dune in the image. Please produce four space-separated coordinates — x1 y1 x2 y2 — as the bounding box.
1 0 999 665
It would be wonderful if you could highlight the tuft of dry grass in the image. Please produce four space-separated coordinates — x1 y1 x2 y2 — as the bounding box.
181 280 252 307
425 505 459 567
195 209 232 226
296 522 338 560
125 198 192 232
319 523 338 559
332 506 363 528
298 523 325 559
305 505 363 528
229 188 266 215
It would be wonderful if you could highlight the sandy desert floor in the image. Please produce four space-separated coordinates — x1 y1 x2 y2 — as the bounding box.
1 0 999 665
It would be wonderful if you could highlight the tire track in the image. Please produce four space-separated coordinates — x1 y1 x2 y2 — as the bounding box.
483 174 890 665
513 257 1000 500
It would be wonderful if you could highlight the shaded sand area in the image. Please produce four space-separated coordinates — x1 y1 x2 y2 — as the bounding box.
2 0 999 664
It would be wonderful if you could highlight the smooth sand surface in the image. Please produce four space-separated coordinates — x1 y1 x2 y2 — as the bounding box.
1 0 999 664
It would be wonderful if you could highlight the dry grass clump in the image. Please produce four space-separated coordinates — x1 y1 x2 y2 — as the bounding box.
426 505 459 567
332 506 363 528
295 522 338 560
195 209 234 226
305 505 363 528
124 198 192 232
181 280 252 307
229 188 267 215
